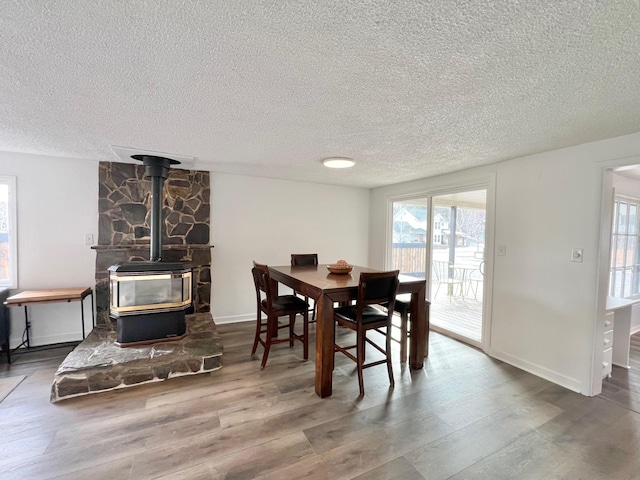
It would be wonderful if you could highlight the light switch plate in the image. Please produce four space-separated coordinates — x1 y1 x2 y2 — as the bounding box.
571 248 583 262
497 245 507 256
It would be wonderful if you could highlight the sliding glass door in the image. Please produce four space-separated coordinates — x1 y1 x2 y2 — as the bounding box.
430 190 486 345
391 200 429 281
390 188 487 347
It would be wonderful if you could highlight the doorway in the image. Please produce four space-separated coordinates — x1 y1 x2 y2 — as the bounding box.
430 190 486 346
390 187 487 348
597 164 640 408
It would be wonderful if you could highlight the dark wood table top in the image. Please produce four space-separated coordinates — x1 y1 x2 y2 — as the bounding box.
269 264 425 298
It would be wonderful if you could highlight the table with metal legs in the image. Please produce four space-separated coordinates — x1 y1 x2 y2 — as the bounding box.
5 287 95 355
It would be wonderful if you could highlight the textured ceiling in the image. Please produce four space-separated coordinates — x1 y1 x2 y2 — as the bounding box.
1 1 639 188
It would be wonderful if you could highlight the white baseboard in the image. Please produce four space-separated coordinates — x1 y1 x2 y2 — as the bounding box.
213 314 255 325
486 347 584 395
10 331 84 349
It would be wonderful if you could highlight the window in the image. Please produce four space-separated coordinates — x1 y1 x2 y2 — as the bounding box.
610 196 640 298
0 176 17 288
391 200 428 278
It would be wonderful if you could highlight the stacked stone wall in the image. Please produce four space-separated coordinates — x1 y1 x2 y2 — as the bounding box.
93 161 212 325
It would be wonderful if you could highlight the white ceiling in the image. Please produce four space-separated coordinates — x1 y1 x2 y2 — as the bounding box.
1 1 639 188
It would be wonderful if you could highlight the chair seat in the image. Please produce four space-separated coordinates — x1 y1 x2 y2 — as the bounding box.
334 305 388 324
393 293 412 310
263 295 309 312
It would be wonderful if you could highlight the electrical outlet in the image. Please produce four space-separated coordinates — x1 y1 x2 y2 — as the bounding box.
571 248 583 263
497 245 507 256
84 233 94 245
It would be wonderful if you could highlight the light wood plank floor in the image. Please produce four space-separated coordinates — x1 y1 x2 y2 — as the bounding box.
601 331 640 415
1 322 639 479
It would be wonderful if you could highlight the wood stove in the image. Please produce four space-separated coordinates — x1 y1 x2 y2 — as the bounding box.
108 155 193 347
109 262 192 346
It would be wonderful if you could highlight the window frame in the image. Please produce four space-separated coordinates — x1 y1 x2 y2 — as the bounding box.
610 194 640 299
0 175 17 289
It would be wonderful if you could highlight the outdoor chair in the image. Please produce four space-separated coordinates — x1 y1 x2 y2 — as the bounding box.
432 260 464 301
251 261 309 368
466 260 485 300
333 270 399 396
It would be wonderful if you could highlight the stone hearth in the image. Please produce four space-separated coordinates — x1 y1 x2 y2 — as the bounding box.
51 313 222 402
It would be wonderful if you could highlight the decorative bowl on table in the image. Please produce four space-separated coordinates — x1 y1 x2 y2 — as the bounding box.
327 260 353 274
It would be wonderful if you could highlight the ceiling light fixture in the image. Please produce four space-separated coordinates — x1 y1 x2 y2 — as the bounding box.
322 157 355 169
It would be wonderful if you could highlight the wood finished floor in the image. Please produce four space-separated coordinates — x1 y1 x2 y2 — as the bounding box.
1 323 640 479
601 331 640 415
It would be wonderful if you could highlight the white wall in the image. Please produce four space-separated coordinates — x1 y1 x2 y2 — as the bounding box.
0 152 98 347
7 130 640 394
211 173 370 323
370 131 640 396
0 153 369 346
612 172 640 198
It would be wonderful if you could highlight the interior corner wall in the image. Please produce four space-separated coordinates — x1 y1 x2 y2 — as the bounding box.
369 131 640 396
0 151 98 348
210 173 370 324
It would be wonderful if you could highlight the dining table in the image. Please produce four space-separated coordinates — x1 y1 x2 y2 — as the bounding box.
269 264 429 398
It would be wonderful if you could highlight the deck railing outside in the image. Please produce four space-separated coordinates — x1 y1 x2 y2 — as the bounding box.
391 243 427 278
392 243 483 341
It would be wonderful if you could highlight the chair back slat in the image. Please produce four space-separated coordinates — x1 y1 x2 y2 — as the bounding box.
252 261 272 310
357 270 400 320
291 254 318 266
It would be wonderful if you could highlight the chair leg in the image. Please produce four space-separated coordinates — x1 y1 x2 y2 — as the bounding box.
261 315 274 368
357 328 366 397
303 310 309 360
251 310 261 356
304 296 316 323
289 314 295 348
386 324 395 388
399 310 408 363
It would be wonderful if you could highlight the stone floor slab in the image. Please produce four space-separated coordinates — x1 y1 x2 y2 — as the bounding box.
51 313 222 402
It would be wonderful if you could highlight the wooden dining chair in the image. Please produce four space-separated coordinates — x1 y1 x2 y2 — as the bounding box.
333 270 400 396
290 253 319 321
251 261 309 368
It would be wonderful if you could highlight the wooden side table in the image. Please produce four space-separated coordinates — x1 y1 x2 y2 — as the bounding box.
5 287 95 352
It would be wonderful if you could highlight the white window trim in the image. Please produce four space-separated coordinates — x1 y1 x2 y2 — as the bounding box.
0 175 17 288
610 193 640 299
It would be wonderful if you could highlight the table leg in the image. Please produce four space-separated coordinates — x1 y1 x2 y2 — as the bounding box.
409 284 428 369
24 305 30 348
80 297 86 339
315 294 335 398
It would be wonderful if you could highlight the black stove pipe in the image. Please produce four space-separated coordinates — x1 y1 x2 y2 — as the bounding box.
132 155 180 262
